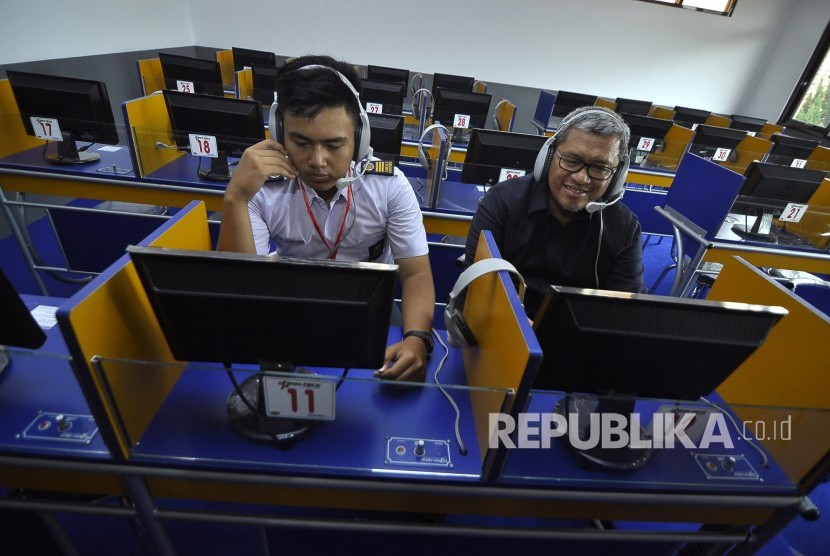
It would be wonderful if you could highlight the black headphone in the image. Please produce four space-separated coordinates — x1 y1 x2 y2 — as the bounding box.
532 108 630 213
444 258 526 349
268 64 372 165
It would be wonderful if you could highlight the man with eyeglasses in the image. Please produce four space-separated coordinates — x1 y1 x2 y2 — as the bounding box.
464 106 646 318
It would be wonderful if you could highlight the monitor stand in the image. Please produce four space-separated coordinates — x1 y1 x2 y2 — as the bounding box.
47 132 101 165
553 394 653 471
731 210 777 243
198 154 233 181
226 362 317 446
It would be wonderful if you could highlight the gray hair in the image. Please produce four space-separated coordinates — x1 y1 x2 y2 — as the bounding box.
554 105 630 164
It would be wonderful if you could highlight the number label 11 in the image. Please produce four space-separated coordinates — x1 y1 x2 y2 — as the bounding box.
261 374 336 421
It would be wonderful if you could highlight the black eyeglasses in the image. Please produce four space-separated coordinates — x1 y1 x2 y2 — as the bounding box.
556 152 617 180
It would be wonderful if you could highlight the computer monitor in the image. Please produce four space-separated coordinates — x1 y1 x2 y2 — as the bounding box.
6 70 119 165
430 72 475 97
367 65 409 86
0 266 46 373
614 97 652 117
731 161 826 243
163 90 265 181
729 114 767 133
127 245 397 442
532 285 785 469
158 52 224 96
359 78 406 116
620 114 673 164
688 124 746 161
551 91 599 120
672 106 711 128
367 113 404 164
432 88 492 142
231 46 276 71
249 64 280 106
765 134 819 166
459 129 547 186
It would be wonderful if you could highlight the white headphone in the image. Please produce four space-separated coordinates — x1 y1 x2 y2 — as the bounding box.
411 88 434 122
417 123 453 180
268 64 373 190
444 258 526 348
531 108 630 213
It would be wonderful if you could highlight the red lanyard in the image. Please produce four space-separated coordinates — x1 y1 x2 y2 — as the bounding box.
299 180 352 259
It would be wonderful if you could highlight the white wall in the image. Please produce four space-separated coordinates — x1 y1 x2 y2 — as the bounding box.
189 0 829 121
0 0 194 65
2 0 828 122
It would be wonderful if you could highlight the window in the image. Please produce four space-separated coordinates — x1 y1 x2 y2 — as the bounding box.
781 21 830 138
638 0 737 17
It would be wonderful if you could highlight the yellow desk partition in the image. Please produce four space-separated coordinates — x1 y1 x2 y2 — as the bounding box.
236 67 254 100
462 231 542 479
595 97 615 110
646 124 695 172
122 93 184 177
493 99 517 132
137 58 166 96
807 145 830 172
57 201 212 458
759 122 784 139
705 114 731 127
216 49 235 88
648 105 674 120
721 134 772 175
708 256 830 491
0 79 47 157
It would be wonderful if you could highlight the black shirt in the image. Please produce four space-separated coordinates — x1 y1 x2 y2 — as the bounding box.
465 175 646 318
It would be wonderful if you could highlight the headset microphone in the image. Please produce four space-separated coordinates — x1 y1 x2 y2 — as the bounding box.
585 193 624 214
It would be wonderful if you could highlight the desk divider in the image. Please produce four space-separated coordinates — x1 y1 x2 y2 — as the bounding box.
705 114 731 128
462 231 542 480
648 105 674 120
787 179 830 249
122 93 184 177
807 145 830 170
0 79 45 158
720 134 772 175
57 201 211 458
759 122 784 139
235 67 253 100
646 124 694 172
709 256 830 492
215 49 235 88
136 57 166 96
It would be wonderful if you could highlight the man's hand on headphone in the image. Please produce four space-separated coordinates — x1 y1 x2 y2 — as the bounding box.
224 139 297 205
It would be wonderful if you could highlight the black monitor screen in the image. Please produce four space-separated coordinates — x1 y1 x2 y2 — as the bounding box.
531 286 784 469
551 91 599 119
232 46 276 71
249 64 279 106
621 114 673 154
767 134 818 163
729 114 766 133
367 65 409 86
127 246 397 369
7 70 119 165
614 98 652 117
0 266 46 351
672 106 711 128
367 113 403 164
163 90 264 181
688 124 746 160
158 52 224 96
460 129 547 185
431 72 475 97
360 79 406 116
432 88 491 134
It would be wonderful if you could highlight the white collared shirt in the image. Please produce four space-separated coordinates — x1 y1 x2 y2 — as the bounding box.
248 165 427 263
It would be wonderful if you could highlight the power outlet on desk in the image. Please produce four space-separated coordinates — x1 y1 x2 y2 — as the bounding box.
386 437 452 468
20 412 99 444
694 454 760 481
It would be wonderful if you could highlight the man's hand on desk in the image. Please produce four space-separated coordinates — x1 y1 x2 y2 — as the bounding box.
375 336 428 382
225 139 297 204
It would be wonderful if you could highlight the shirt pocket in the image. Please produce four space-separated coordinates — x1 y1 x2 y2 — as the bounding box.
358 231 387 262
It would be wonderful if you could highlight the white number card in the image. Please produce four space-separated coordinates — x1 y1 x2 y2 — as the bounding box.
636 137 657 152
30 117 62 141
189 134 218 158
779 203 808 223
498 168 526 182
712 148 732 162
261 374 336 421
366 102 383 114
176 80 195 93
790 158 807 169
453 113 470 129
